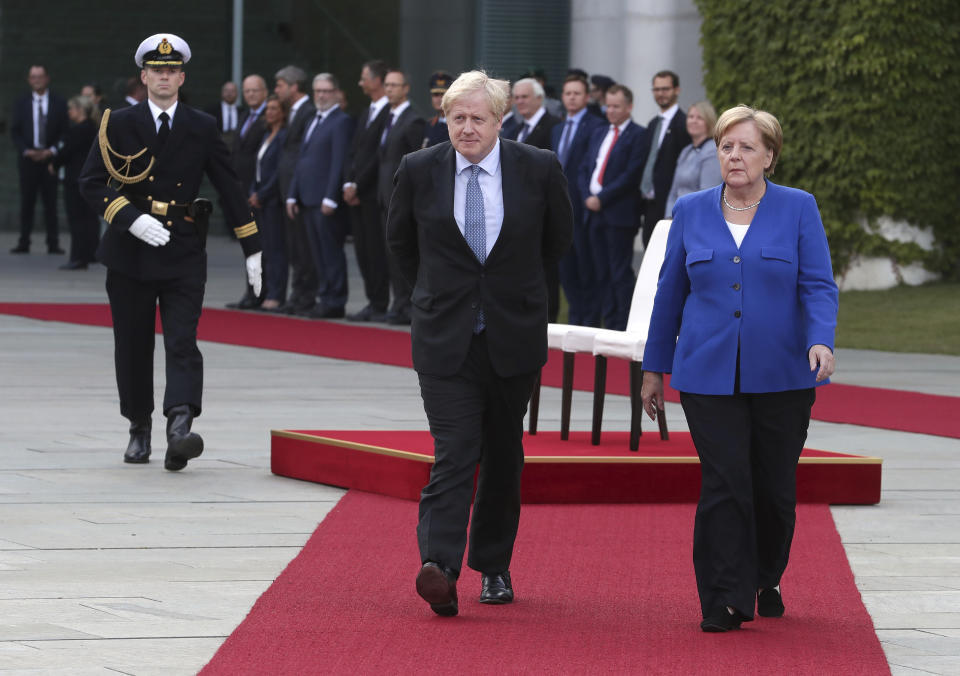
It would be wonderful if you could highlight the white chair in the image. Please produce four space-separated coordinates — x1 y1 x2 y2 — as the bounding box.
529 220 672 450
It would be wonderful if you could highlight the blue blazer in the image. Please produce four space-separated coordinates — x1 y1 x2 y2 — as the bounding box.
251 128 286 204
643 181 838 394
577 120 648 228
551 112 605 229
288 107 353 208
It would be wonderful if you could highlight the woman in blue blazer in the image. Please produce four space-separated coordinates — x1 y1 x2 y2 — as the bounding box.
641 106 838 632
248 95 288 310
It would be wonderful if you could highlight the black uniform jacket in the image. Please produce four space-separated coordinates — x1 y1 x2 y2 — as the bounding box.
386 140 573 378
79 101 260 280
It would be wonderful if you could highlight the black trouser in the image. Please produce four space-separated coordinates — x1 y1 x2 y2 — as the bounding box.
641 198 665 248
680 387 816 619
18 157 59 249
417 333 538 576
349 197 389 311
284 208 318 305
105 269 206 422
380 204 411 317
255 200 289 303
63 179 99 263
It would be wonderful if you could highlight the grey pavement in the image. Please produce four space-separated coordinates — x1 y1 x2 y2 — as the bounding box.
1 232 958 675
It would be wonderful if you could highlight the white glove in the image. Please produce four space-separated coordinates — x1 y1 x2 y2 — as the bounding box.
128 214 171 247
246 251 263 297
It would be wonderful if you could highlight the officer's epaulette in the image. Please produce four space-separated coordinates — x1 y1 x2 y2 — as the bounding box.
98 109 154 187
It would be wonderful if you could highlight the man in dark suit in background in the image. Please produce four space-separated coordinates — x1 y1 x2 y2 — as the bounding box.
286 73 354 319
343 60 391 322
387 70 572 617
551 74 606 326
205 81 241 147
638 69 691 246
274 65 317 314
377 69 426 325
580 84 648 331
225 74 269 309
10 64 68 254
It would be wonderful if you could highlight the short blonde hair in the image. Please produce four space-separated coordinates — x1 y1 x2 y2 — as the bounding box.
441 70 511 121
689 100 718 138
714 104 783 175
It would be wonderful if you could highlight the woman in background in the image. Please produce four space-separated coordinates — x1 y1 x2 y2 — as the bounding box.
54 95 100 270
664 101 722 215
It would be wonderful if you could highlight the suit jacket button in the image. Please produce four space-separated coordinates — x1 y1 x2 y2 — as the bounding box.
471 302 477 309
733 255 741 263
732 283 741 290
734 310 741 318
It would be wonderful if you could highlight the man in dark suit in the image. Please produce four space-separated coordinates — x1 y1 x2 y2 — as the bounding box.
638 69 691 246
579 84 648 331
204 81 242 147
78 33 262 471
10 64 68 254
551 74 606 326
286 73 354 319
386 70 572 617
225 74 269 309
274 65 318 314
377 69 426 325
343 60 391 322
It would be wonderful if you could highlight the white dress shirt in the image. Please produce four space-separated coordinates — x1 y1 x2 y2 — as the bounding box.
381 100 410 144
32 91 49 150
454 139 504 258
657 102 679 147
220 101 238 132
147 99 179 132
517 106 546 141
589 119 632 195
367 95 389 127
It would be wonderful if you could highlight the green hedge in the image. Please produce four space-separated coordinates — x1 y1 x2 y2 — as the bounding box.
696 0 960 277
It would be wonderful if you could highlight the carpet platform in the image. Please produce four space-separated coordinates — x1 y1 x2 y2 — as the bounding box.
272 430 881 504
200 490 891 675
1 302 956 439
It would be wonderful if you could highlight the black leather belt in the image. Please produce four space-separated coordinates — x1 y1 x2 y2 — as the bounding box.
128 195 194 222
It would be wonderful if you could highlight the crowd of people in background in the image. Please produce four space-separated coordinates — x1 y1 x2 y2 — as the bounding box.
9 60 724 329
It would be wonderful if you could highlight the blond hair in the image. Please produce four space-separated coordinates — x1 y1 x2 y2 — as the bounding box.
441 70 511 121
689 100 718 139
714 104 783 175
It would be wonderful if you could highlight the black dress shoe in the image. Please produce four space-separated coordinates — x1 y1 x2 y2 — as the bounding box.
305 304 346 319
47 246 65 254
479 571 514 604
347 304 387 322
757 588 785 617
10 244 29 254
164 405 204 471
416 562 458 616
386 311 411 326
123 417 152 463
59 260 88 270
700 607 746 632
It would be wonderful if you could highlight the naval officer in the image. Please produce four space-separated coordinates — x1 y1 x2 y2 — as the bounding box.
79 33 262 471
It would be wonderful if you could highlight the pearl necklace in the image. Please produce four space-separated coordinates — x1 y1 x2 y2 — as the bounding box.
722 185 765 212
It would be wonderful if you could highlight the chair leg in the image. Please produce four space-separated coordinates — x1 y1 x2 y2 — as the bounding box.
528 370 541 435
560 352 574 440
591 355 606 446
629 360 642 451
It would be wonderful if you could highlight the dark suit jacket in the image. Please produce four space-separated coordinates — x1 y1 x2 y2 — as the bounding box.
289 108 354 208
344 104 390 201
78 102 261 279
10 91 68 155
204 101 244 134
252 128 286 204
277 97 316 198
386 140 573 378
54 119 97 183
377 105 427 209
510 111 560 150
578 121 649 228
232 104 267 192
550 112 606 230
642 108 692 220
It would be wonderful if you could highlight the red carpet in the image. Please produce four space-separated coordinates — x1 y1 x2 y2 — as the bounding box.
200 490 889 675
271 430 882 504
2 301 956 438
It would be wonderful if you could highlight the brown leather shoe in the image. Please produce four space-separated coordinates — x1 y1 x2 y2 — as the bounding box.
416 562 458 616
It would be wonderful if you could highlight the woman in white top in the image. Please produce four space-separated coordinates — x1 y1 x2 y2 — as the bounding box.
664 101 723 215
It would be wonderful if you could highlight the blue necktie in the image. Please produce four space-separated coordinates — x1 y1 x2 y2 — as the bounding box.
557 119 574 165
464 164 486 333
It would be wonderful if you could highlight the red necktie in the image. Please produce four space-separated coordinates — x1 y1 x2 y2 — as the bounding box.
596 125 620 186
